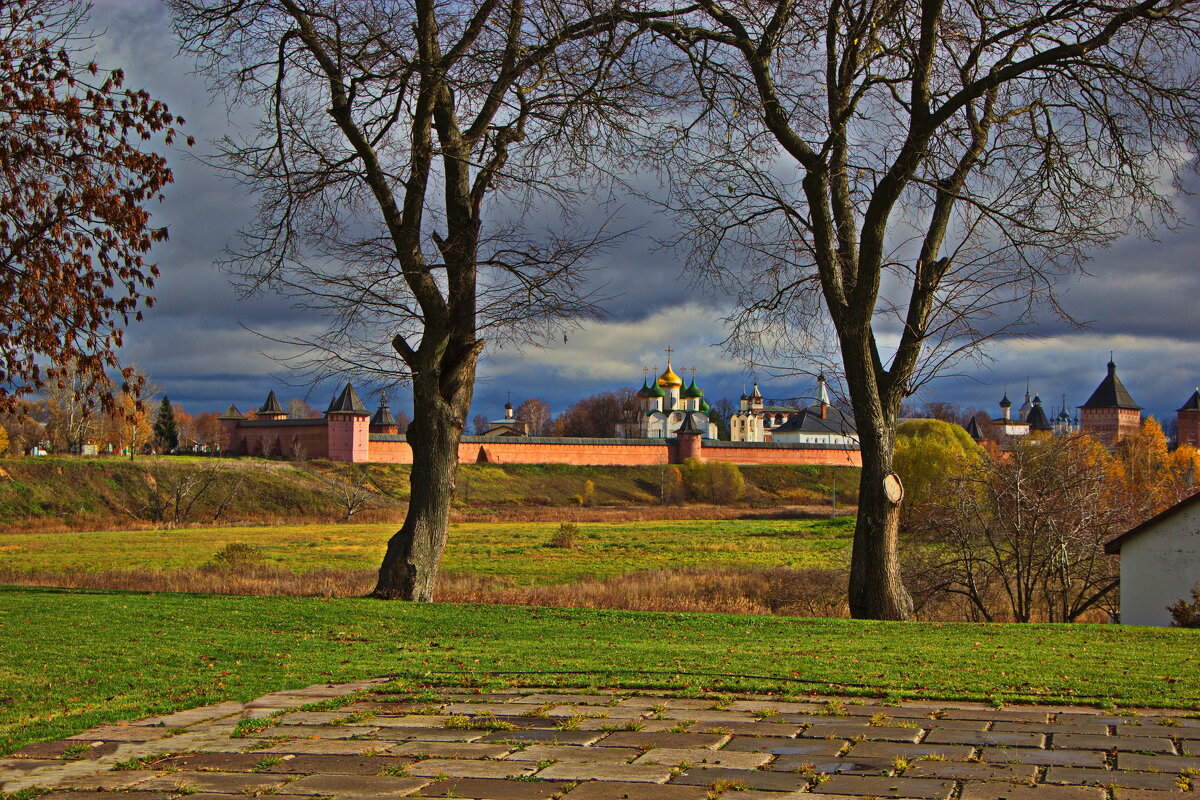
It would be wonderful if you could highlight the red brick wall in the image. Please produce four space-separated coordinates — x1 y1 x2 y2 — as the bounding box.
366 436 859 467
233 422 329 459
1081 407 1142 446
703 446 862 467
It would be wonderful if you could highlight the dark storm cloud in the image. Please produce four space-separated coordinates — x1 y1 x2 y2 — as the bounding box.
82 1 1200 427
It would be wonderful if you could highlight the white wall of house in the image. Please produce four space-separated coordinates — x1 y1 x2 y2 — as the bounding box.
1119 501 1200 626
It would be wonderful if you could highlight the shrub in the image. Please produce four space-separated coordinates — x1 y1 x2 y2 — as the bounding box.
662 466 686 504
547 522 580 549
573 479 597 507
1168 583 1200 628
210 542 267 570
709 461 745 504
680 458 744 505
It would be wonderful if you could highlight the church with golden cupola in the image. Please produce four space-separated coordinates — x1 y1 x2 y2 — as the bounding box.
616 349 719 440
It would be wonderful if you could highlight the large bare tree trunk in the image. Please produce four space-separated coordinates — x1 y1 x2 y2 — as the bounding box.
841 334 915 621
373 343 478 600
849 421 914 620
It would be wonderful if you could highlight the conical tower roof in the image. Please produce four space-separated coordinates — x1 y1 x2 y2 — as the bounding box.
1177 389 1200 413
1080 359 1141 410
675 413 705 436
219 404 244 420
259 390 284 415
964 416 985 441
372 395 398 427
326 383 369 415
1026 399 1053 431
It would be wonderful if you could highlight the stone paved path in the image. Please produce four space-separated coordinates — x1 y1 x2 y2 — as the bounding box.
4 679 1199 799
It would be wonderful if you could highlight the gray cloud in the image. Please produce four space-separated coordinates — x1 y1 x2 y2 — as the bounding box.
81 1 1200 429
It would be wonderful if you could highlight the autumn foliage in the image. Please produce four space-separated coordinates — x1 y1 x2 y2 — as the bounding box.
0 0 186 413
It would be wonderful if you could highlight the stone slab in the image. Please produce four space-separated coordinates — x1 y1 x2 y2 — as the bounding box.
982 748 1106 768
1044 767 1185 790
1118 754 1200 773
503 744 640 763
1054 734 1175 753
906 761 1039 783
818 775 955 798
138 770 292 793
414 776 570 798
802 723 923 743
407 758 536 779
560 781 711 799
255 739 393 755
632 747 770 769
670 766 810 791
477 729 603 745
960 785 1107 800
847 742 974 760
535 761 675 782
595 731 730 750
723 737 845 756
924 729 1046 748
282 773 432 796
772 755 897 775
65 725 171 742
260 754 416 774
391 741 515 760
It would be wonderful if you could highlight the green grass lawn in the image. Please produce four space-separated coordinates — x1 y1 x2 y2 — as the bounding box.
2 586 1198 755
0 517 855 584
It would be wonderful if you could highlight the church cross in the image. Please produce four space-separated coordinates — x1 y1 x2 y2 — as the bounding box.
665 346 673 364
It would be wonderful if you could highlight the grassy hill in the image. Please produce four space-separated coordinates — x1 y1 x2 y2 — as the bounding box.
0 456 858 532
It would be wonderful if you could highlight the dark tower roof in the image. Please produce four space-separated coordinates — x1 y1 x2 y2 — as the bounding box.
219 404 243 420
1026 400 1053 431
1080 359 1141 410
998 393 1011 408
259 390 285 415
964 416 985 441
1177 389 1200 413
675 413 705 436
326 383 369 415
372 395 398 427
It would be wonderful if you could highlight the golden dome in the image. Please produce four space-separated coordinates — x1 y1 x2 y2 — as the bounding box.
657 364 683 389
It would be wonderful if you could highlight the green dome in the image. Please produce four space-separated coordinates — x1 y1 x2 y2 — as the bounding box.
637 380 652 398
700 398 711 413
681 379 703 399
646 382 665 398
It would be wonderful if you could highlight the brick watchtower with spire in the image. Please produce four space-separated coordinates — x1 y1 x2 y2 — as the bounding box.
1079 356 1142 446
1176 389 1200 447
326 383 372 461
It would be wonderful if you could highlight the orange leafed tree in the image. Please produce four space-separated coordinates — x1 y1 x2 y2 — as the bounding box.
0 0 187 412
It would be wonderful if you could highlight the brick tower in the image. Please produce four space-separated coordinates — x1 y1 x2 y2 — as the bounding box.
1079 357 1141 446
325 383 371 462
1177 389 1200 448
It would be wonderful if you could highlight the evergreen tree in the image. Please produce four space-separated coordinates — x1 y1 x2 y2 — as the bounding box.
153 396 178 453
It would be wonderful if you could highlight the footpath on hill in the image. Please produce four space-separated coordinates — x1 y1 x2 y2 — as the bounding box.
4 679 1199 800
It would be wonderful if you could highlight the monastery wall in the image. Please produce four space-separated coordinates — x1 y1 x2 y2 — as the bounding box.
227 419 330 459
360 434 859 467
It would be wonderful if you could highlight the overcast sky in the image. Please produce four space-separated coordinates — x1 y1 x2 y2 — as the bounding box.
86 0 1200 426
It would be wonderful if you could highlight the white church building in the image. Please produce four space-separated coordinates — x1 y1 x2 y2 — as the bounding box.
616 350 719 440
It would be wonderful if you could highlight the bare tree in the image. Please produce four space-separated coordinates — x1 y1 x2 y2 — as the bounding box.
635 0 1200 619
472 413 491 435
917 435 1119 622
170 0 660 599
516 398 552 436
